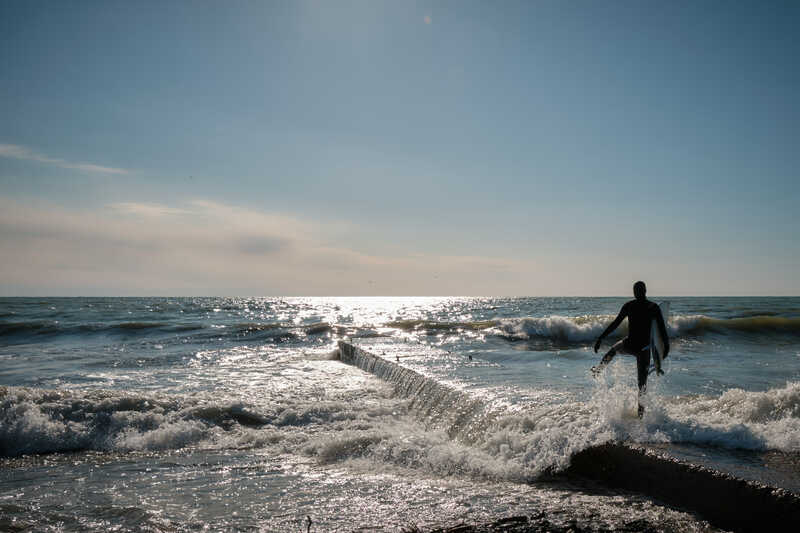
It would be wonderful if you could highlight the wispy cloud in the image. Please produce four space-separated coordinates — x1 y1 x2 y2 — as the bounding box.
1 197 786 295
110 202 192 217
0 143 129 175
0 198 540 295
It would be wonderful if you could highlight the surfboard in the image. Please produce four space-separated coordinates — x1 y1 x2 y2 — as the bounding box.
650 301 670 373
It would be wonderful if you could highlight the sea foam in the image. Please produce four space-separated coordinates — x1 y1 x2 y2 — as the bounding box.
491 314 800 343
337 343 800 481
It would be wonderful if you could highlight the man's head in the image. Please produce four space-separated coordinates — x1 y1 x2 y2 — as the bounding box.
633 281 647 300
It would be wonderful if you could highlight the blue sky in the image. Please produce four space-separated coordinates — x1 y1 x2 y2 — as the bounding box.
1 0 798 296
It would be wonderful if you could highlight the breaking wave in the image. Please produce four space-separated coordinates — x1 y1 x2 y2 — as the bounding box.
3 358 800 486
4 313 798 347
674 315 800 336
0 386 257 456
492 316 614 342
0 383 399 458
492 314 800 343
337 343 800 481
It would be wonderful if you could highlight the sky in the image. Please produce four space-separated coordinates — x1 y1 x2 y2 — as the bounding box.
1 0 798 296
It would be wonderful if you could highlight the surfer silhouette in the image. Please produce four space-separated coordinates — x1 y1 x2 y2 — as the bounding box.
592 281 669 418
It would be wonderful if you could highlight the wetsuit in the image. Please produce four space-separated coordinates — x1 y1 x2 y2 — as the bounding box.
597 298 669 392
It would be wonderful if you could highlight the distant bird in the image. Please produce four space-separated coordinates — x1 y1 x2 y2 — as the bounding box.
468 354 473 361
396 355 400 362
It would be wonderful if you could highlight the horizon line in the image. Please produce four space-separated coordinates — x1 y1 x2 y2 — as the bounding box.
1 294 798 299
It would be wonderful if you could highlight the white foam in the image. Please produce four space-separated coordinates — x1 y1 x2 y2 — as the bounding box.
456 379 800 479
4 374 799 482
0 388 216 455
330 354 800 481
656 381 800 451
493 315 619 342
491 314 725 343
0 380 408 458
299 421 533 481
577 374 800 452
114 419 210 451
666 314 706 336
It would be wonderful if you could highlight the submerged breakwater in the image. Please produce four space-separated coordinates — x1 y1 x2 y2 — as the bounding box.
337 341 497 443
338 340 800 532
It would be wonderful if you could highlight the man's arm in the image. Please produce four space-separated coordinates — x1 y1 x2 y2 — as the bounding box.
594 304 628 353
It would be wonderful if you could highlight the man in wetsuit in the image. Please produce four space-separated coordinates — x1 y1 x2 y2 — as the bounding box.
592 281 669 417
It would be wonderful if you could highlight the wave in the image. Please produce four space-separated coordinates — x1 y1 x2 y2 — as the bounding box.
655 382 800 450
492 316 614 343
676 315 800 335
0 320 205 339
491 314 800 344
383 314 800 344
107 322 169 331
0 382 399 457
230 322 285 334
0 386 273 456
0 319 304 344
5 312 797 347
386 319 498 332
6 340 800 488
0 320 57 337
338 342 615 479
337 342 800 481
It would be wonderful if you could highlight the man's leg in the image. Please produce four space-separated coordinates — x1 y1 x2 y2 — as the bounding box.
592 339 625 375
636 349 651 418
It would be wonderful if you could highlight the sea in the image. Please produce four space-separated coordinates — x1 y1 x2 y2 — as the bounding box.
2 296 799 532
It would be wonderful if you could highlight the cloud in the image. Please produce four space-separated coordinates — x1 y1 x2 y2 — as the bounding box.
237 235 288 255
109 202 192 217
0 198 539 296
0 143 129 175
3 197 790 296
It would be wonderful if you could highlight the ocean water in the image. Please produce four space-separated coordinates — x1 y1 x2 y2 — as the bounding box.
2 296 799 531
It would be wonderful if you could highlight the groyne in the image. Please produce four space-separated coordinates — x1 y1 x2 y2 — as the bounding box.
337 341 800 533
